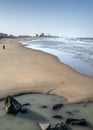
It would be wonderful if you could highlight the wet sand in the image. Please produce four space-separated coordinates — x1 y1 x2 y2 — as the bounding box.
0 38 93 103
0 93 93 130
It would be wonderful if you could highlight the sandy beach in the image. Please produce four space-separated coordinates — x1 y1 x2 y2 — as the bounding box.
0 38 93 103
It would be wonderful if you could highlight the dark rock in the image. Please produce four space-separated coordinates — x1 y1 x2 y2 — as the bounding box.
4 96 28 114
66 111 73 115
20 108 28 113
41 105 48 109
5 96 22 114
66 118 92 128
47 122 71 130
52 104 64 110
22 103 30 106
53 115 64 119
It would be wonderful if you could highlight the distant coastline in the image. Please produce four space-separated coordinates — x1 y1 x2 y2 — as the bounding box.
1 32 93 40
0 32 59 39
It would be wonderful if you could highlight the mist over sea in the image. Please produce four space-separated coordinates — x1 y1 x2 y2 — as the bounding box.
23 38 93 77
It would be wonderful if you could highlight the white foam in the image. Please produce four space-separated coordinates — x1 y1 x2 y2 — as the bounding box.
22 38 93 77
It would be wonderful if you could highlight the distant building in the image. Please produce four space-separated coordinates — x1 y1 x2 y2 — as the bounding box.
40 33 44 37
8 35 16 38
0 33 8 38
18 35 32 38
36 34 39 37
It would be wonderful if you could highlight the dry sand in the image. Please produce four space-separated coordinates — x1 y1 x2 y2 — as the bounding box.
0 38 93 103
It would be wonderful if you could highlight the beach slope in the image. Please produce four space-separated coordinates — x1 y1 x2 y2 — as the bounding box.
0 38 93 103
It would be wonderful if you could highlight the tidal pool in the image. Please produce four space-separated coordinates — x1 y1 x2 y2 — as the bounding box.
0 93 93 130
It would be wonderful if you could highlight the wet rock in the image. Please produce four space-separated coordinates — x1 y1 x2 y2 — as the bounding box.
20 108 28 113
39 123 50 130
41 105 48 109
53 115 64 119
47 122 71 130
65 118 92 128
39 122 71 130
52 103 64 110
66 111 73 115
22 103 30 106
5 96 27 114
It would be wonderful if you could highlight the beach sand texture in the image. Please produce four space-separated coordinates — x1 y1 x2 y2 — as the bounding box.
0 38 93 103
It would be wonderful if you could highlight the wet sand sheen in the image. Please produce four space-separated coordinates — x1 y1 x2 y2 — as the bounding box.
0 93 93 130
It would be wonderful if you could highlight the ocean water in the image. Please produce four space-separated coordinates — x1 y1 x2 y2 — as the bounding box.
23 38 93 77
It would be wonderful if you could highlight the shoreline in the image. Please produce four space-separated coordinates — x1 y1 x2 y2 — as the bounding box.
25 45 93 78
1 91 93 105
25 40 93 78
0 38 93 103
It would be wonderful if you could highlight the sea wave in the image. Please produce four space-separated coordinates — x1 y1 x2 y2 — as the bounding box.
23 38 93 77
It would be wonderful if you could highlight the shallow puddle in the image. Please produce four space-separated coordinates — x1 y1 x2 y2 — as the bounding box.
0 93 93 130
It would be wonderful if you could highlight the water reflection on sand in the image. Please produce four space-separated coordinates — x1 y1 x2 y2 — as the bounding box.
0 93 93 130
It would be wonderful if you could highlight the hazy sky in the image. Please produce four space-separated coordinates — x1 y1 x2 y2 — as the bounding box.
0 0 93 37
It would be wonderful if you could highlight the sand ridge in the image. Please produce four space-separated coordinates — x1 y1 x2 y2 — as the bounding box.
0 38 93 103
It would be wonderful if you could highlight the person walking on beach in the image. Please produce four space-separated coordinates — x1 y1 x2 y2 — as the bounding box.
3 45 5 50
